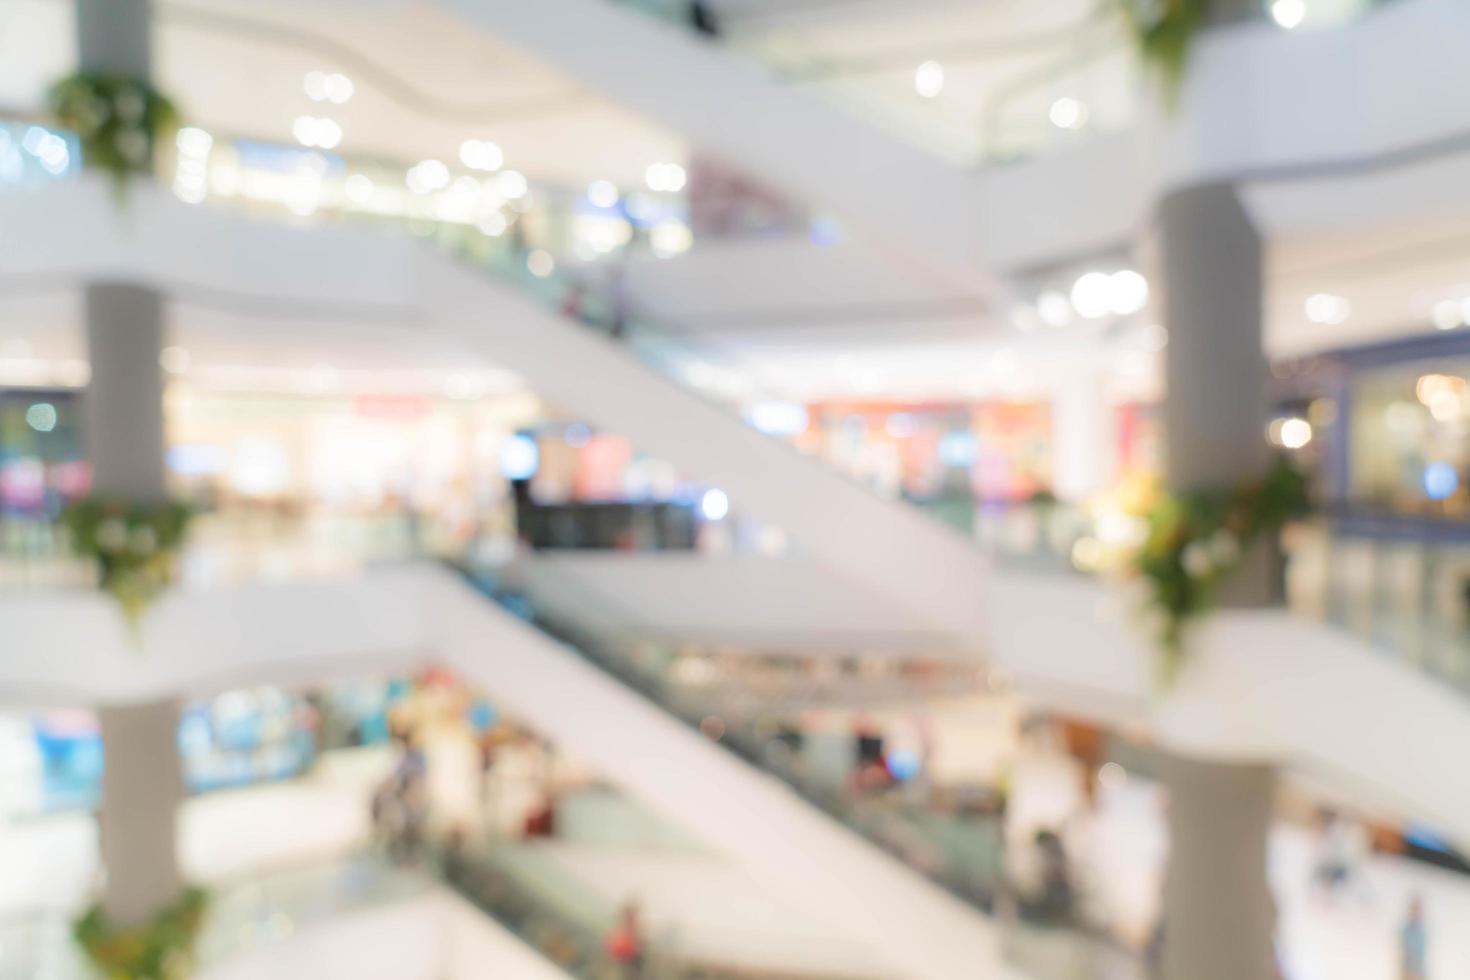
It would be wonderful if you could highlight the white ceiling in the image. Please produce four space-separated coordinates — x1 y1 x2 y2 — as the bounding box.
0 0 685 187
1 0 1465 406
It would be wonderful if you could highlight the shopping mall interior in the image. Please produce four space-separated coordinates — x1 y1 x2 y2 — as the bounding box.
1 0 1468 978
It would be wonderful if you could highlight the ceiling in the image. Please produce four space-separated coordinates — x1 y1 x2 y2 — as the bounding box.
1 0 1464 407
0 0 684 187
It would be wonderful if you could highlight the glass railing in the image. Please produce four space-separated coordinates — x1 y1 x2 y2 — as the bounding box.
1285 514 1470 697
609 0 1407 167
0 511 447 592
452 560 1147 980
0 855 429 980
436 836 863 980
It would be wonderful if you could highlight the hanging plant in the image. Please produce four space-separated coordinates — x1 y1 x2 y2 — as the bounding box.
1116 0 1213 107
61 498 192 627
74 887 208 980
1131 457 1308 684
47 72 180 194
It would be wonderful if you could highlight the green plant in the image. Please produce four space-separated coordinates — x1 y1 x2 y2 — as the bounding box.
1133 457 1308 683
74 887 208 980
1116 0 1213 106
48 72 180 194
61 498 192 625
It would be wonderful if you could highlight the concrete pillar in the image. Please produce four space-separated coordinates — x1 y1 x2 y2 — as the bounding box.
76 0 182 927
1158 182 1267 495
1155 181 1277 980
97 701 184 926
75 0 152 79
1160 755 1277 980
82 285 168 503
1050 360 1117 503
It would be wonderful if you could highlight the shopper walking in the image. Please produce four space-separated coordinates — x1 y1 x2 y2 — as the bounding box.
1401 894 1428 980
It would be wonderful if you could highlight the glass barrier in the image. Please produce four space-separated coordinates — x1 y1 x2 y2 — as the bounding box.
610 0 1403 166
0 856 428 980
452 561 1147 980
436 837 860 980
1285 516 1470 696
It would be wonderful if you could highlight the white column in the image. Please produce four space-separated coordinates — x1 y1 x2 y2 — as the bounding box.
76 0 182 926
1155 182 1277 980
1160 755 1277 980
1050 360 1117 503
75 0 151 80
82 285 167 503
97 701 185 926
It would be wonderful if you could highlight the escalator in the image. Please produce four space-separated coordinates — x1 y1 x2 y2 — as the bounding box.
444 561 1139 980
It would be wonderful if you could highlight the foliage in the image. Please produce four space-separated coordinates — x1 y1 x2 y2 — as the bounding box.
74 887 208 980
48 72 180 194
1115 0 1213 107
61 498 192 626
1132 458 1309 684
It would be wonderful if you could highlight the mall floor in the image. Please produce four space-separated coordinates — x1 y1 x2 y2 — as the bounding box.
3 743 1468 979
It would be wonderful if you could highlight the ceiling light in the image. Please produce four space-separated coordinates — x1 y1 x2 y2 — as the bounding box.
292 116 341 150
1279 417 1312 449
1037 290 1074 327
314 118 341 149
406 158 450 194
645 162 687 193
495 169 528 200
1070 272 1113 319
460 139 503 172
700 488 730 521
1304 292 1351 325
914 61 944 99
1108 270 1149 315
1432 299 1463 331
587 179 620 208
1048 97 1089 131
1269 0 1307 29
326 73 354 104
303 71 329 101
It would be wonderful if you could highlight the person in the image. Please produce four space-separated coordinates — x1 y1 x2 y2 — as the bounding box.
1400 894 1428 980
605 900 645 978
523 789 557 838
605 263 630 340
477 730 498 817
1315 810 1368 898
1033 828 1075 923
850 717 892 795
559 282 587 322
688 0 719 38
